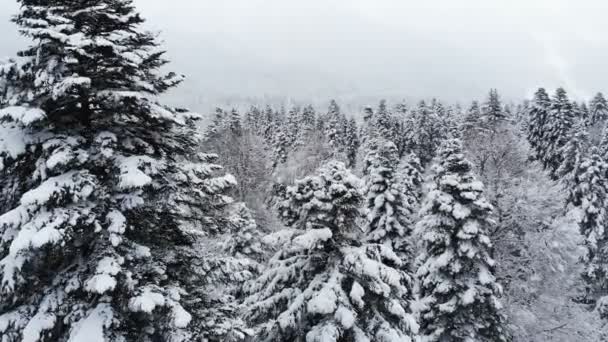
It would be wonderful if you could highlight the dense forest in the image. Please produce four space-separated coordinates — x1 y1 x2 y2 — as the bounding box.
1 1 608 342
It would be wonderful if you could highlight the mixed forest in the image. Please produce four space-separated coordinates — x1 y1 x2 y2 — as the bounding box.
1 1 608 341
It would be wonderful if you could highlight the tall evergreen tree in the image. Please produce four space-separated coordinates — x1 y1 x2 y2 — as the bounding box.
229 108 243 136
416 139 510 342
364 140 414 261
543 88 575 177
462 100 483 140
0 1 254 340
344 117 360 168
400 152 423 219
245 162 418 342
564 148 608 310
556 122 589 189
481 89 505 128
527 88 551 161
590 92 608 127
374 99 393 140
410 100 444 165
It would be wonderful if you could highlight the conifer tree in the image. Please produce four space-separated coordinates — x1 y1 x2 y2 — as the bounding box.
416 139 510 342
229 108 243 136
543 88 575 177
481 89 506 128
245 105 263 135
556 121 589 188
0 1 253 340
300 105 316 137
374 99 393 140
364 140 413 258
590 92 608 127
410 100 444 165
344 117 360 168
325 99 343 148
245 162 418 342
400 152 423 219
527 88 551 161
462 100 483 141
564 148 608 310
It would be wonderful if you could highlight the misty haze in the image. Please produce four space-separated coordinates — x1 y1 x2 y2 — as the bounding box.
1 1 608 342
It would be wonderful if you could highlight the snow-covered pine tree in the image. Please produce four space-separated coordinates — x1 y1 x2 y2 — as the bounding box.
325 99 343 148
462 100 483 141
374 99 393 141
588 93 608 145
556 121 589 190
0 1 252 340
344 117 360 168
410 100 445 166
245 161 418 342
416 139 510 342
272 128 290 168
543 88 575 177
527 88 551 161
564 148 608 310
590 92 608 127
286 106 300 146
229 108 243 136
364 140 413 260
481 89 506 129
205 107 228 141
298 104 317 143
245 105 263 135
400 152 423 219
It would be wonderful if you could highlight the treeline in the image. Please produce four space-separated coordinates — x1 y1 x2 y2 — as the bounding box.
204 88 608 341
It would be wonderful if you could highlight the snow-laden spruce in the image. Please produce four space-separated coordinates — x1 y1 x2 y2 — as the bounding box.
364 140 414 262
416 139 510 342
0 1 255 341
563 147 608 310
245 161 418 342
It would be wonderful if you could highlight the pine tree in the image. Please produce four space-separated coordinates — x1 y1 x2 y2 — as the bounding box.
564 148 608 311
462 100 484 142
556 121 589 189
410 100 445 165
344 118 360 168
229 108 243 136
245 105 263 135
543 88 575 177
286 106 300 145
481 89 506 128
400 152 423 219
325 99 343 148
299 104 317 141
374 99 393 140
0 1 253 340
272 128 290 168
527 88 551 161
416 139 510 342
590 92 608 127
245 162 418 342
364 140 413 257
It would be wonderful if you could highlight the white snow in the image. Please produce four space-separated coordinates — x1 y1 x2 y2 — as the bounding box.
350 281 365 308
67 303 113 342
334 306 355 329
0 106 46 125
129 287 166 313
291 228 332 251
307 287 337 315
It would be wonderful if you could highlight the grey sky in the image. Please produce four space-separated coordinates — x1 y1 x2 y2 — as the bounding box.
1 0 608 109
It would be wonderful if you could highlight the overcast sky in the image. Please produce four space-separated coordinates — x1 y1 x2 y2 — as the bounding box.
1 0 608 109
